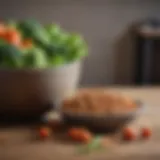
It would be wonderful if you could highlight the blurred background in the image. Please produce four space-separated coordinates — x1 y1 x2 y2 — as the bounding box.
0 0 160 86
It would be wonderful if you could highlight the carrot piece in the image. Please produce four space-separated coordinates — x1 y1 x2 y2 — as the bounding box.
21 39 33 48
4 29 21 47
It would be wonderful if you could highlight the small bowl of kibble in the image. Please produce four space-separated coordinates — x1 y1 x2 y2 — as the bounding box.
61 90 144 132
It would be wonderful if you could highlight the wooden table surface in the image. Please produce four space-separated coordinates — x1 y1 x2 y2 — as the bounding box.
1 87 160 160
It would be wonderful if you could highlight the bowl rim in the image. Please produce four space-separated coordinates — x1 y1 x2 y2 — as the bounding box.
61 100 144 118
0 60 82 72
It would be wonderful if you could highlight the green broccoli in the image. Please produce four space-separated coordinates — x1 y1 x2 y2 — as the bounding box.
50 55 66 66
0 20 88 69
18 19 50 46
65 33 88 62
45 24 61 37
0 42 22 68
23 47 48 68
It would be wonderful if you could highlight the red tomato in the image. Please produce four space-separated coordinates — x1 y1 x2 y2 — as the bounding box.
79 131 92 143
68 128 81 141
39 127 51 139
68 128 92 143
123 128 136 141
141 127 152 139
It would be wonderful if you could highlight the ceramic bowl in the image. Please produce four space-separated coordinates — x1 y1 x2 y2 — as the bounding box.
0 61 81 119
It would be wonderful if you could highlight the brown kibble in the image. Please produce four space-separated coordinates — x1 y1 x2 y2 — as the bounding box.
62 90 137 115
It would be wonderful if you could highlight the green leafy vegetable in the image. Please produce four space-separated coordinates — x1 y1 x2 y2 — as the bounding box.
0 20 88 69
45 24 61 38
18 19 50 46
77 136 103 155
23 47 48 68
0 43 22 68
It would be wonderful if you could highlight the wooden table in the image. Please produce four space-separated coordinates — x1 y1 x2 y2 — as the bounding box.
1 87 160 160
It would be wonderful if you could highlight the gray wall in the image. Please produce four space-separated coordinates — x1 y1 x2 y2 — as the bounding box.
0 0 160 86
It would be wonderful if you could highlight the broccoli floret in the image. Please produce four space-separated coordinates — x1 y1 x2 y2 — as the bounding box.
23 47 48 68
0 43 22 68
18 19 50 46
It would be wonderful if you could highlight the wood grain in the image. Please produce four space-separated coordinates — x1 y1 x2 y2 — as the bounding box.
1 87 160 160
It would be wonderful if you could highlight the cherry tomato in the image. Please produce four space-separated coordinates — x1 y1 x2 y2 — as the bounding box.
123 128 136 141
68 128 92 143
68 128 81 140
141 127 151 139
79 131 92 143
39 127 51 139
